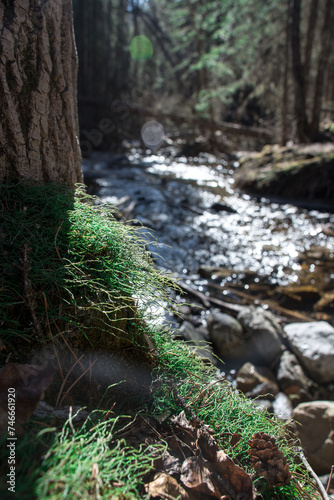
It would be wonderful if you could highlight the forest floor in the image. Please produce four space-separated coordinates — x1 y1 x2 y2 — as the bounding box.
0 178 331 500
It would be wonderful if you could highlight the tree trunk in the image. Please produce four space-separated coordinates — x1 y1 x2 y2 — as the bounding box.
310 0 333 136
0 0 82 184
303 0 319 99
281 0 290 145
289 0 310 142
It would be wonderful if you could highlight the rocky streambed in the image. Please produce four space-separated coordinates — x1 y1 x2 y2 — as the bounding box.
83 144 334 478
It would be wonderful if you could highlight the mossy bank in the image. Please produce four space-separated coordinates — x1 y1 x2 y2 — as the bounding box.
0 183 321 499
0 183 175 407
235 143 334 210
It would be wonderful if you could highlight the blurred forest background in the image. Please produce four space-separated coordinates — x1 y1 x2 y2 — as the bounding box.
72 0 334 154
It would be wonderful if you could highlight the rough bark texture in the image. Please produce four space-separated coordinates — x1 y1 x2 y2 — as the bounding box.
0 0 82 184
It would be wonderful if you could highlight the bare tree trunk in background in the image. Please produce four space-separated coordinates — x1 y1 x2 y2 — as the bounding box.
310 0 333 136
281 0 290 145
0 0 82 184
289 0 310 142
303 0 319 99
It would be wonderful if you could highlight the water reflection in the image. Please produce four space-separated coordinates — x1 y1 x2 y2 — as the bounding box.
83 150 334 291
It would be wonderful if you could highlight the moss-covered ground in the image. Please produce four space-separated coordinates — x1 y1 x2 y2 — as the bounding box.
0 183 321 499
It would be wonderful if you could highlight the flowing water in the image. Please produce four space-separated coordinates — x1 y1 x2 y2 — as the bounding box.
83 148 334 303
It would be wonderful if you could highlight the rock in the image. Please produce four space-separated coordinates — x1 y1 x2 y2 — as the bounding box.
292 401 334 475
252 399 273 413
179 321 218 366
235 143 334 208
284 321 334 384
276 350 312 396
237 306 283 366
236 362 276 393
272 393 293 420
236 362 264 393
34 401 89 421
245 381 279 401
210 202 237 214
206 312 245 360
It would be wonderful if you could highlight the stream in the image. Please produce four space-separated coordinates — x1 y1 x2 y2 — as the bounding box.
83 146 334 321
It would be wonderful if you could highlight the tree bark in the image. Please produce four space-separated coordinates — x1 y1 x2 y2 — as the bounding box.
289 0 310 142
310 0 333 136
303 0 319 99
0 0 82 184
281 0 290 145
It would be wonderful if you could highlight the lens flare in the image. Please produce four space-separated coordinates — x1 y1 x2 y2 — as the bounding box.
141 121 164 149
130 35 153 61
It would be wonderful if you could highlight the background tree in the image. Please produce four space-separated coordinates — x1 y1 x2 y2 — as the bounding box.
71 0 334 149
0 0 82 184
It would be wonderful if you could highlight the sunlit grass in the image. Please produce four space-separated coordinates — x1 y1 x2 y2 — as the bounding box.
0 182 319 499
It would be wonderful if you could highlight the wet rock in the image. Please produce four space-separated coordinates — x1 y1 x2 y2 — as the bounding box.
277 350 312 396
252 399 273 413
206 312 245 360
179 321 218 366
272 392 293 420
236 362 276 393
245 381 279 401
210 202 237 214
235 143 334 207
284 321 334 384
292 401 334 475
237 306 283 367
34 401 89 421
313 382 334 402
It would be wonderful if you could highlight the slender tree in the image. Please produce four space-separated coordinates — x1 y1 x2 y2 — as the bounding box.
289 0 310 142
310 0 333 136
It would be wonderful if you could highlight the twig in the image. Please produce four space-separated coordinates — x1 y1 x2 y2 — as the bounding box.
54 221 64 260
293 477 316 500
57 357 98 408
326 465 334 494
294 446 331 500
55 354 85 407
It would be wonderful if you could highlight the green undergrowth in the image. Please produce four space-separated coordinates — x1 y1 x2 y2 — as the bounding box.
0 183 317 499
0 182 175 362
149 328 318 499
0 410 165 499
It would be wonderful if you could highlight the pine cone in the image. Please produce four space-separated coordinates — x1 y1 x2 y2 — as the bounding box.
248 432 291 487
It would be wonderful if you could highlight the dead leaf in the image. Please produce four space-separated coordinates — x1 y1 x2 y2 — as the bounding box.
181 456 221 498
0 362 54 435
214 450 253 499
145 472 190 499
161 450 182 476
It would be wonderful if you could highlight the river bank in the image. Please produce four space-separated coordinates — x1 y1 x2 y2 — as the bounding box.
82 144 334 477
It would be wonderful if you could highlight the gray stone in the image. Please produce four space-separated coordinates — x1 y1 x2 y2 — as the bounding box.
236 362 265 393
277 350 312 395
236 362 277 393
179 321 218 365
34 401 89 421
252 399 273 413
272 392 293 420
206 312 245 360
292 401 334 475
245 381 279 401
237 306 283 366
284 321 334 384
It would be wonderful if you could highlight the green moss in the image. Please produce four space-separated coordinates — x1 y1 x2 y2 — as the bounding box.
0 182 318 499
0 183 177 405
